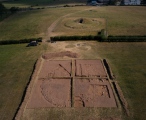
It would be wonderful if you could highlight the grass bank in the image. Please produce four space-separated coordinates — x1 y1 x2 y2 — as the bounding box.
0 43 48 120
93 42 146 120
0 7 87 41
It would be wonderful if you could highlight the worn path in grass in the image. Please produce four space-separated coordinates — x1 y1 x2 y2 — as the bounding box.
46 7 97 41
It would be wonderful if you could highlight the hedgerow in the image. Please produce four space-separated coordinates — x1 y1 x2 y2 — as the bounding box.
0 37 42 45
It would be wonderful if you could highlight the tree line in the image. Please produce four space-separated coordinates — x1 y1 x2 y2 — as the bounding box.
0 2 7 17
0 2 20 20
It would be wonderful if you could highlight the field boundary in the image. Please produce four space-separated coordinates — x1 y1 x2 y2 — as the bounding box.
15 58 43 120
112 82 130 116
50 35 146 42
0 37 42 45
103 59 115 80
103 59 130 116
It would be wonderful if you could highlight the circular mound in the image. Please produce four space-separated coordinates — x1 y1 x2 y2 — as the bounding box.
65 44 76 48
75 43 91 51
64 18 103 29
42 51 79 59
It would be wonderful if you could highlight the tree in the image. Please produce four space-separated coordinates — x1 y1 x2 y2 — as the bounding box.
9 7 19 13
0 2 6 17
141 0 146 4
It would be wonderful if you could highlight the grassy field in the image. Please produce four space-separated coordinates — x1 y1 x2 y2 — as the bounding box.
92 42 146 120
0 5 146 120
55 41 146 120
0 7 86 41
0 43 49 120
0 6 146 41
52 17 105 36
72 6 146 35
3 0 86 8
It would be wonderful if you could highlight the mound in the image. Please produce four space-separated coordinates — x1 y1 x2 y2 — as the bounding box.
42 51 79 59
64 17 105 29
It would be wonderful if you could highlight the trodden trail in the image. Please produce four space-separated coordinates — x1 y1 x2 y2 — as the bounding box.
45 7 97 42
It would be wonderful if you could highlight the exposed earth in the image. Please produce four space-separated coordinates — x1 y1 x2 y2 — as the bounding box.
74 78 117 107
26 58 117 108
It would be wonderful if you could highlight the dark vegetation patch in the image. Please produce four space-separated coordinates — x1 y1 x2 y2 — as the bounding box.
51 29 146 42
0 37 42 45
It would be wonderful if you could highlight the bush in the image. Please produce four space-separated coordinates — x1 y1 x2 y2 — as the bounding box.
64 5 70 7
9 7 19 13
50 35 100 41
107 36 146 42
50 29 146 42
0 37 42 45
99 29 107 41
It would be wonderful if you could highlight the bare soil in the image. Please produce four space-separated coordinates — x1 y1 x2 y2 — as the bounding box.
39 60 72 78
74 78 117 107
42 51 79 59
75 59 107 78
26 59 117 108
26 79 71 108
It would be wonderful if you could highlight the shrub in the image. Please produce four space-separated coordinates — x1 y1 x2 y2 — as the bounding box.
100 29 108 41
107 36 146 42
0 37 42 45
50 35 100 41
9 7 19 13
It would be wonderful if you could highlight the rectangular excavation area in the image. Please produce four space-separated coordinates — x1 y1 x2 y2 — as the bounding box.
26 79 71 108
39 60 72 78
75 59 107 78
74 79 117 107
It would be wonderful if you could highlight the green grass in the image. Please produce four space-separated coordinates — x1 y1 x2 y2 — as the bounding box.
73 6 146 35
0 43 50 120
52 17 105 36
68 41 146 120
3 0 86 8
0 6 146 120
0 6 146 41
90 42 146 120
22 108 122 120
0 7 84 41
